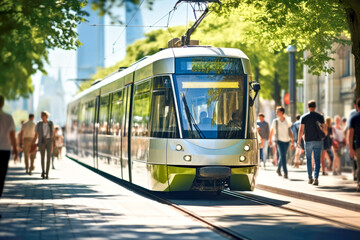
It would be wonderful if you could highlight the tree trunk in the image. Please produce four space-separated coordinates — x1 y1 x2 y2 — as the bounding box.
343 0 360 99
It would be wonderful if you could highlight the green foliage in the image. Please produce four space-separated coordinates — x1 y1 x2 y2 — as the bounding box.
12 109 28 130
0 0 87 100
214 0 350 76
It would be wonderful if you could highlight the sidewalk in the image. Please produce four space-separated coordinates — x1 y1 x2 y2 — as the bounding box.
256 163 360 212
0 153 223 240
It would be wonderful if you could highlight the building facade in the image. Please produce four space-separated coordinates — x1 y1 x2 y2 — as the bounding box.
303 43 356 118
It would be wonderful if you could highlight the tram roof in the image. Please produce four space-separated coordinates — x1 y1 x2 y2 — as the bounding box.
71 47 249 102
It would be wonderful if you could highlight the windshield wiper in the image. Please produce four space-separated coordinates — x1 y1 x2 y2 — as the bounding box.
181 93 206 139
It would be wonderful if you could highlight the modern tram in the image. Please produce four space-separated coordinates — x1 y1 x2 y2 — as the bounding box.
66 45 261 192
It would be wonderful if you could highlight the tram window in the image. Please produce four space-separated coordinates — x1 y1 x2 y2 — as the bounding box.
150 76 179 138
85 100 95 134
132 80 151 137
174 74 247 139
99 95 110 135
110 90 123 136
69 104 78 135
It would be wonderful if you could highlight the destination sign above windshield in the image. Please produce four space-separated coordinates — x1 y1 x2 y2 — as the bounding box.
175 57 244 75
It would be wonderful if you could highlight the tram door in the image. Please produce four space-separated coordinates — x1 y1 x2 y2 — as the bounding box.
93 96 100 169
121 85 133 182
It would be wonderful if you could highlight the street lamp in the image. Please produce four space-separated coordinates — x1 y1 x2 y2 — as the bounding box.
287 45 297 123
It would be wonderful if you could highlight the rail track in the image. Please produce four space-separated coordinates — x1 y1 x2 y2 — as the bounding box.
73 159 360 239
221 190 360 232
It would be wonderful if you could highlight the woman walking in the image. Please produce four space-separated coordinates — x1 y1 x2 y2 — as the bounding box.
332 115 346 175
321 117 334 175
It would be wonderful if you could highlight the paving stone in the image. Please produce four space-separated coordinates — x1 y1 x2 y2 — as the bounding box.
0 151 224 239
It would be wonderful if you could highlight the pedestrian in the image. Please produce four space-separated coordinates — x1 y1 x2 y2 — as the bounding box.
297 100 326 186
0 95 18 218
21 114 36 175
16 120 25 163
291 114 304 168
332 115 346 175
257 113 270 168
321 117 334 175
341 117 347 131
348 98 360 191
347 99 358 181
32 111 54 179
52 126 64 168
269 106 294 179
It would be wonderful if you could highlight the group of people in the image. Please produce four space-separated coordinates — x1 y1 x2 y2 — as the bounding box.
257 99 360 189
0 95 64 213
15 111 64 178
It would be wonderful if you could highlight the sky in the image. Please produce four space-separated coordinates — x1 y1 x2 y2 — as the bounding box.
32 0 198 110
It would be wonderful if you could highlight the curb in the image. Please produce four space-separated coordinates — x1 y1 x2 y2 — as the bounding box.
256 184 360 213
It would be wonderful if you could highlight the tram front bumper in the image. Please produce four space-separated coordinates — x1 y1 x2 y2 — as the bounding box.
166 165 257 191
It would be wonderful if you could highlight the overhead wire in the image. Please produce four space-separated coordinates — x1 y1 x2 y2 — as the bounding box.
104 1 210 62
111 0 146 51
105 7 176 60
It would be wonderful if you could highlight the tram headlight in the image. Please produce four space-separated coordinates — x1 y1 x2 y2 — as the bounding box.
244 145 250 151
176 144 183 151
239 156 246 162
183 155 191 161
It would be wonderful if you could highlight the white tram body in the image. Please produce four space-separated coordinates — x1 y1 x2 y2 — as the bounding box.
66 46 259 191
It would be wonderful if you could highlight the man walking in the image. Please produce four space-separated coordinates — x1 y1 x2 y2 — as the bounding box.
297 100 326 186
347 99 358 181
21 114 36 175
269 106 294 179
257 113 270 167
0 95 18 216
348 98 360 191
32 111 54 179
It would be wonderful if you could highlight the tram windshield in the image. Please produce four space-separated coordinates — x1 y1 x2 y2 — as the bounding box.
174 57 247 139
174 75 247 139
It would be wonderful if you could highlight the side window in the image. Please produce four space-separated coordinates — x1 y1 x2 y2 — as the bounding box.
150 76 179 138
99 95 110 135
85 100 95 134
79 103 86 134
70 103 78 134
132 80 151 137
110 90 123 136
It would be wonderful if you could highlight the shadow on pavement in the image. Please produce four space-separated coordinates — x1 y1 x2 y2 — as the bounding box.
0 203 212 240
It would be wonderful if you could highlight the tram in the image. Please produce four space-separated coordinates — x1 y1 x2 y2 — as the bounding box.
66 44 261 192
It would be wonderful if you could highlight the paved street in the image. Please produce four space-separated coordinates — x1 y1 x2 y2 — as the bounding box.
1 151 360 240
0 153 223 240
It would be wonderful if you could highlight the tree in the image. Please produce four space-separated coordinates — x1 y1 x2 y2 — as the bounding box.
0 0 87 99
214 0 360 98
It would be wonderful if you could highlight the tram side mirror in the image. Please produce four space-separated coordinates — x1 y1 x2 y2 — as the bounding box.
249 82 261 106
253 82 260 92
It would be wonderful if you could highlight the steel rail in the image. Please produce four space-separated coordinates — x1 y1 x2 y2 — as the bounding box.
222 190 360 232
126 186 249 240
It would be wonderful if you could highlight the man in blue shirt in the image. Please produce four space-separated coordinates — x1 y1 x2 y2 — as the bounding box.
348 98 360 191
